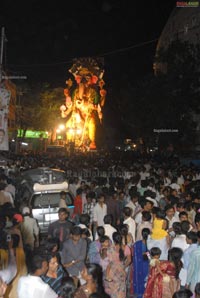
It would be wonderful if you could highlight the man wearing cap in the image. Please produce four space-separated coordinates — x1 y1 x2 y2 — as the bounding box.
20 207 40 251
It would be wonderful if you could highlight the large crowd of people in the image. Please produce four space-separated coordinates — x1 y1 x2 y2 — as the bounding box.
1 151 200 297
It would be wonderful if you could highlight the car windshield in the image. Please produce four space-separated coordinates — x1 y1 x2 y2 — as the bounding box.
32 192 73 208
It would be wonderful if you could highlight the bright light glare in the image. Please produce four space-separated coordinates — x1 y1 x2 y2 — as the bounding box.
59 124 65 130
76 129 82 135
56 129 61 133
21 142 28 146
75 113 81 123
68 128 74 134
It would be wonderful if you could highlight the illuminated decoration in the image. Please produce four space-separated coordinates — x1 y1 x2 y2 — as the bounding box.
0 87 11 151
60 57 106 150
17 130 48 139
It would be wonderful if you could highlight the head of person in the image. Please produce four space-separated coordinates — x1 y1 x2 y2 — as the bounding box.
165 204 175 218
0 129 5 144
176 202 185 213
180 221 190 235
28 254 48 276
0 182 7 191
123 207 132 218
118 191 125 200
172 222 182 235
130 191 140 203
81 228 90 239
96 226 105 239
172 289 193 298
155 209 166 220
150 247 162 259
186 231 198 245
86 191 96 203
195 282 200 298
162 187 170 197
46 253 59 274
12 214 23 227
119 224 129 237
22 206 31 217
97 193 105 204
168 247 183 279
179 211 188 222
45 238 59 253
103 214 113 226
195 213 200 230
79 213 90 226
141 180 148 188
99 235 110 249
81 263 104 294
71 226 82 243
151 206 160 219
141 228 151 242
112 232 125 262
76 187 83 196
59 276 76 298
58 208 69 222
60 191 67 199
142 211 151 222
143 199 153 212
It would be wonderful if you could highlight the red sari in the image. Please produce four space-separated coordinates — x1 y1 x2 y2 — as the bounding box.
144 261 180 298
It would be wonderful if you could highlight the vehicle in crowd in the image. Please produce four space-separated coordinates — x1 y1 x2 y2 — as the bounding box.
46 145 66 157
15 167 74 234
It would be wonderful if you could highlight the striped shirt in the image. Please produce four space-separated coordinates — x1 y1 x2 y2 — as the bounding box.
41 265 67 295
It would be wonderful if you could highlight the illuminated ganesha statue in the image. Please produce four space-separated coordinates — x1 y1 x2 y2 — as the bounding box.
60 58 106 150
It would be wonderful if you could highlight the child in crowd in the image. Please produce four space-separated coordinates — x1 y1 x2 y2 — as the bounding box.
147 209 169 260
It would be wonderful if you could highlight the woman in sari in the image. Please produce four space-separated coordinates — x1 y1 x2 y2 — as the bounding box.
144 247 183 298
88 226 105 264
120 224 134 298
133 228 150 298
104 232 131 298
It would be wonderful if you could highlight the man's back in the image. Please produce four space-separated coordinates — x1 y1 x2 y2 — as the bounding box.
21 216 39 249
17 275 57 298
48 219 73 241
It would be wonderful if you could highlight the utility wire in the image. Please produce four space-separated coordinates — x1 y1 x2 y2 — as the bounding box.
6 38 158 69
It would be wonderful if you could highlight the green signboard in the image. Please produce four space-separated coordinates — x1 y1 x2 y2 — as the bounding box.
17 130 48 139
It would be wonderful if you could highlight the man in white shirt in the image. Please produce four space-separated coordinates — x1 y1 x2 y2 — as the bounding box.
93 193 107 227
17 254 57 298
134 199 153 225
103 214 117 242
123 207 136 242
20 207 40 251
126 191 141 218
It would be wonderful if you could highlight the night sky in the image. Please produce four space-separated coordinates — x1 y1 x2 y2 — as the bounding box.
1 0 175 82
0 0 176 140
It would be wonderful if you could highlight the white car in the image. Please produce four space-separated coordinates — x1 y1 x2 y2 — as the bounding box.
16 167 74 234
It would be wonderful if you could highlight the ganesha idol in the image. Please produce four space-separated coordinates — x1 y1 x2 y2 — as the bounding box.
60 58 106 150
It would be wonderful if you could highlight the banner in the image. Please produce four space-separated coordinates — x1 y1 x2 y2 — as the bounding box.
0 87 11 151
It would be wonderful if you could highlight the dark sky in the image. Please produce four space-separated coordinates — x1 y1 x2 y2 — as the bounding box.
1 0 176 140
1 0 175 84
